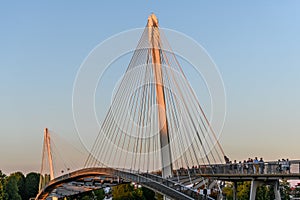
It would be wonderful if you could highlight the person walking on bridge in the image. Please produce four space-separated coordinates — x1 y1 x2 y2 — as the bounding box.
247 158 253 174
253 157 259 174
259 158 265 174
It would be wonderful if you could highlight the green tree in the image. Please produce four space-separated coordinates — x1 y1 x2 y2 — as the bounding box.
132 187 143 200
112 183 145 200
64 189 105 200
222 181 284 200
222 181 250 200
10 172 25 200
5 175 21 200
294 185 300 197
0 182 4 200
222 185 233 200
24 172 40 199
280 180 291 200
112 184 135 200
80 196 90 200
237 181 250 199
141 187 155 200
0 171 7 200
256 185 268 200
93 189 105 200
155 193 163 200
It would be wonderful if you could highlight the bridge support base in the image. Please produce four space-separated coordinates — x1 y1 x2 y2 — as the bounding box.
249 180 261 200
249 180 281 200
273 180 281 200
232 181 237 200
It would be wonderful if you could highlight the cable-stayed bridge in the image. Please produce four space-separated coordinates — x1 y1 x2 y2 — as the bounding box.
36 14 300 200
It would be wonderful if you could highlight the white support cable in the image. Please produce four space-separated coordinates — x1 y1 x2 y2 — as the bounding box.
86 14 226 175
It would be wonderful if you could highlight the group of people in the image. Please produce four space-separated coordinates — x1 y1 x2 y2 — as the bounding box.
227 157 265 174
225 156 291 174
276 158 291 174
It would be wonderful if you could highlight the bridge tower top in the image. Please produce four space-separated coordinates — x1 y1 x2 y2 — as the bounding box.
43 128 54 180
147 13 159 27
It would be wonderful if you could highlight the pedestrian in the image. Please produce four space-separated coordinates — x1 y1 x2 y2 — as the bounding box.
286 159 291 174
243 160 248 174
238 161 242 174
281 159 287 173
259 158 264 174
253 157 259 174
277 159 282 173
247 158 253 174
233 160 238 174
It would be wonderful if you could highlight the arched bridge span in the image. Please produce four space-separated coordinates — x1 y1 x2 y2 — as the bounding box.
36 167 209 200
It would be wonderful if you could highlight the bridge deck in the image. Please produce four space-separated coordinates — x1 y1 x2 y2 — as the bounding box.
36 160 300 200
36 168 208 200
197 173 300 181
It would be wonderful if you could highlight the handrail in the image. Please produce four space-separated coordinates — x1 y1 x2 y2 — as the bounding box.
115 169 214 200
172 160 300 176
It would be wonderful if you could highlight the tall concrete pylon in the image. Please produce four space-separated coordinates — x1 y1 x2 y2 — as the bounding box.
147 14 173 178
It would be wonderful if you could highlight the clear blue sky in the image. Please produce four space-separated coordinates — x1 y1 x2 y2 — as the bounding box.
1 1 300 174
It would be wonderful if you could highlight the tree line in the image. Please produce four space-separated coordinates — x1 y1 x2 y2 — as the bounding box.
0 170 39 200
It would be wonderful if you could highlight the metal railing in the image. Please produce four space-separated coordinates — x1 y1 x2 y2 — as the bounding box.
115 168 214 200
172 160 300 176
